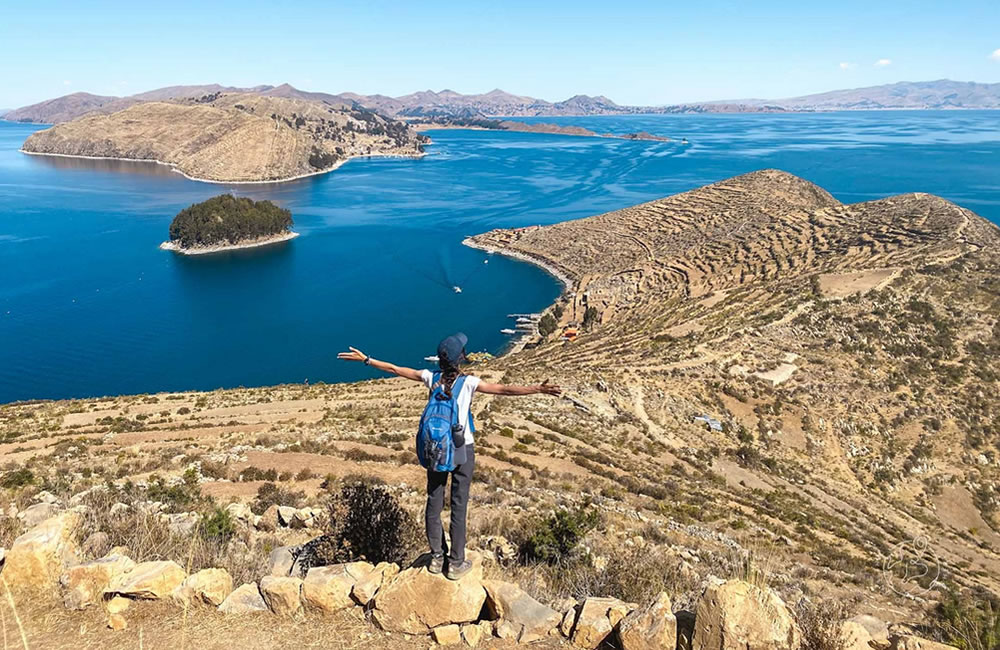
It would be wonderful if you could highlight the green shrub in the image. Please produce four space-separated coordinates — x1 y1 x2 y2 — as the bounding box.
539 314 558 336
143 472 202 512
519 506 599 565
251 482 305 515
0 467 34 489
935 591 1000 650
199 506 236 545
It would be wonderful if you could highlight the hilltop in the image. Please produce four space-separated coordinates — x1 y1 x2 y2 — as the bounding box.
7 79 999 125
1 171 998 647
20 93 427 183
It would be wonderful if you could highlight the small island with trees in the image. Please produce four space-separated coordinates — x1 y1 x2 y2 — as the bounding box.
160 194 298 255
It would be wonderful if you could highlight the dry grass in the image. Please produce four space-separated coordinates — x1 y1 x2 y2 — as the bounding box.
1 594 561 650
794 598 851 650
74 488 276 585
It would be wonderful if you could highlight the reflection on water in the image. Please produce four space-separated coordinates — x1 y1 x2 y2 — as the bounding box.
25 152 180 178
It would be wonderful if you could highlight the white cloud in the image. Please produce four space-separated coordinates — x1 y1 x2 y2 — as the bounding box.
875 58 892 66
839 62 855 70
63 80 71 86
991 49 1000 61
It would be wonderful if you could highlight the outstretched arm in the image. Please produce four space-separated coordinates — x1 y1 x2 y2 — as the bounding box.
337 346 423 382
477 379 561 396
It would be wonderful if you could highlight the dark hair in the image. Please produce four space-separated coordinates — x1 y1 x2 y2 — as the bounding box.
438 357 464 400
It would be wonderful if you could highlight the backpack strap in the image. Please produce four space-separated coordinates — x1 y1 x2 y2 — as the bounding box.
449 375 467 428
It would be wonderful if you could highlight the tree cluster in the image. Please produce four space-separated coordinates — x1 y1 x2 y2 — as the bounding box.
168 194 293 248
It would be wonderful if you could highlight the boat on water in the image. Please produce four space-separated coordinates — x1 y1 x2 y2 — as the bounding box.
500 328 517 335
424 355 439 362
516 316 536 324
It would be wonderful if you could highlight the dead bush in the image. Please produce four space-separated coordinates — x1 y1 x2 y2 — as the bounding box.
795 598 850 650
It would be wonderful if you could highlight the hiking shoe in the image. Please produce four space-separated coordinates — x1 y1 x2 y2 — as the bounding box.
446 559 472 581
428 554 445 575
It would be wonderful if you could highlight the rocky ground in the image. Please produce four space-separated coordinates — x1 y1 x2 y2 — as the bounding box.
1 170 997 648
20 92 427 182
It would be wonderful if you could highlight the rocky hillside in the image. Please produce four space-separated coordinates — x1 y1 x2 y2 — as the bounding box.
1 171 997 647
2 91 136 124
20 93 427 183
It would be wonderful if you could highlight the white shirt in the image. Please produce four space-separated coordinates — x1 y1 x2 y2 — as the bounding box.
420 369 481 445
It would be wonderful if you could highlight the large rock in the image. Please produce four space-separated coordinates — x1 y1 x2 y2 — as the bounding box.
171 568 234 607
372 552 487 634
20 502 61 528
258 505 281 532
265 545 305 577
218 582 269 614
840 621 874 650
277 506 297 527
162 512 200 536
462 621 490 647
4 512 80 592
849 614 888 643
483 580 562 643
302 561 374 612
60 551 136 609
573 597 635 649
619 592 677 650
81 531 111 558
432 624 463 645
224 502 253 522
105 560 187 600
692 580 801 650
352 561 400 605
259 575 303 616
891 635 959 650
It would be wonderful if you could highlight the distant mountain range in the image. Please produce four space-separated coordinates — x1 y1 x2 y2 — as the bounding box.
727 79 1000 111
3 79 999 124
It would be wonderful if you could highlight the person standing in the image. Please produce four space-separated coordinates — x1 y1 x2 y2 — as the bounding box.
338 333 561 579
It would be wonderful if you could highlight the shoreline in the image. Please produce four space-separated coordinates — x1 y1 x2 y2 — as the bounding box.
18 149 427 185
159 231 300 255
461 237 574 290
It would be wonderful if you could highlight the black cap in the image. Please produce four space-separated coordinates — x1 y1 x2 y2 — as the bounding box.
437 333 468 367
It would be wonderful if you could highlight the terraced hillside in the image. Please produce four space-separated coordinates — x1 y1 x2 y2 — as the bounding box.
20 93 427 182
469 170 1000 593
2 171 998 645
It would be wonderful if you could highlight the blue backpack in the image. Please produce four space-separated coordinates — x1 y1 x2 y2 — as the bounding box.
417 372 472 472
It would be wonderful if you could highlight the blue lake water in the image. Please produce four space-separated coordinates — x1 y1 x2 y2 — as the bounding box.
1 111 998 403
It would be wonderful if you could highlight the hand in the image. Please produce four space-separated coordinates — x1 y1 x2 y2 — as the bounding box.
337 346 366 362
538 380 562 396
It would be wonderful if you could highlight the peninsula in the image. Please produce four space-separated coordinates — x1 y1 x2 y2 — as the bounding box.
413 117 671 141
161 194 296 254
20 92 428 183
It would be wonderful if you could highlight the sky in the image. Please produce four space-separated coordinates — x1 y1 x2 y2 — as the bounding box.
1 0 999 109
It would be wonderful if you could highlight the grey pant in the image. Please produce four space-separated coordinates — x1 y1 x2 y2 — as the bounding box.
426 445 475 563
